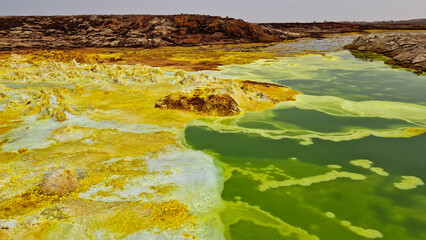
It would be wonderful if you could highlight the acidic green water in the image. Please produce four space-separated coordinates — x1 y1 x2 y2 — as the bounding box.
185 51 426 240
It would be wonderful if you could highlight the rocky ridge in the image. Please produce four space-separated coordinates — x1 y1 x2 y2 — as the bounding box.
259 22 369 39
0 14 280 50
2 15 425 50
344 34 426 73
259 20 426 39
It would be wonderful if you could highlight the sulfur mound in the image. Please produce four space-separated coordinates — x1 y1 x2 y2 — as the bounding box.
155 90 241 117
154 76 300 116
40 168 78 196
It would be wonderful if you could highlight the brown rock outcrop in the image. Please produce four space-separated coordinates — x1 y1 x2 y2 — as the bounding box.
40 168 78 196
344 34 426 72
0 14 280 50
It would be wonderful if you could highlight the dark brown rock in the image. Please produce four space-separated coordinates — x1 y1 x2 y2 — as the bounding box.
344 34 426 72
182 34 203 44
0 14 281 50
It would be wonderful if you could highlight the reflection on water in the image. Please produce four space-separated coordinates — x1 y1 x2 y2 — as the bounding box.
186 48 426 239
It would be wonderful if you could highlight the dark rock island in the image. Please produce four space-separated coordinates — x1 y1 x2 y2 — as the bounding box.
345 34 426 73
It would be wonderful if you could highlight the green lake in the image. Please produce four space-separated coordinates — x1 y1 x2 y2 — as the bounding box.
185 48 426 239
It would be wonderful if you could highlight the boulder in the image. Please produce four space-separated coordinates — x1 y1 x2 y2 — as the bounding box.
40 168 78 196
211 32 224 40
181 34 203 44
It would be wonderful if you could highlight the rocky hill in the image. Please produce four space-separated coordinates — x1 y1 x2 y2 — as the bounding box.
1 15 426 50
0 14 282 50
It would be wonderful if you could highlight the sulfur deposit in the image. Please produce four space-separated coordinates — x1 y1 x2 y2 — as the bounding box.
154 79 299 116
0 48 299 239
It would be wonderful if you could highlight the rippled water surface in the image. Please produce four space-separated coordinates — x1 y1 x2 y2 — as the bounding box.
186 49 426 239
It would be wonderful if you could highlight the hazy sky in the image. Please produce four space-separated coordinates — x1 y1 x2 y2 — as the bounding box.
1 0 425 22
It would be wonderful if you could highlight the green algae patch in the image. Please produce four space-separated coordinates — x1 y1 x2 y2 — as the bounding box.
258 170 366 191
394 176 425 190
350 159 373 169
350 159 390 177
327 165 342 169
369 167 389 177
349 50 390 62
340 221 383 239
324 212 336 219
221 200 319 240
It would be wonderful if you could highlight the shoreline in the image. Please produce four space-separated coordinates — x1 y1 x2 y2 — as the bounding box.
345 34 426 73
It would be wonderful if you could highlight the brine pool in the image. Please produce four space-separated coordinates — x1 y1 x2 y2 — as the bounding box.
185 50 426 239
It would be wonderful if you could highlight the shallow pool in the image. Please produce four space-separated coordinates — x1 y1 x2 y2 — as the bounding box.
185 50 426 240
